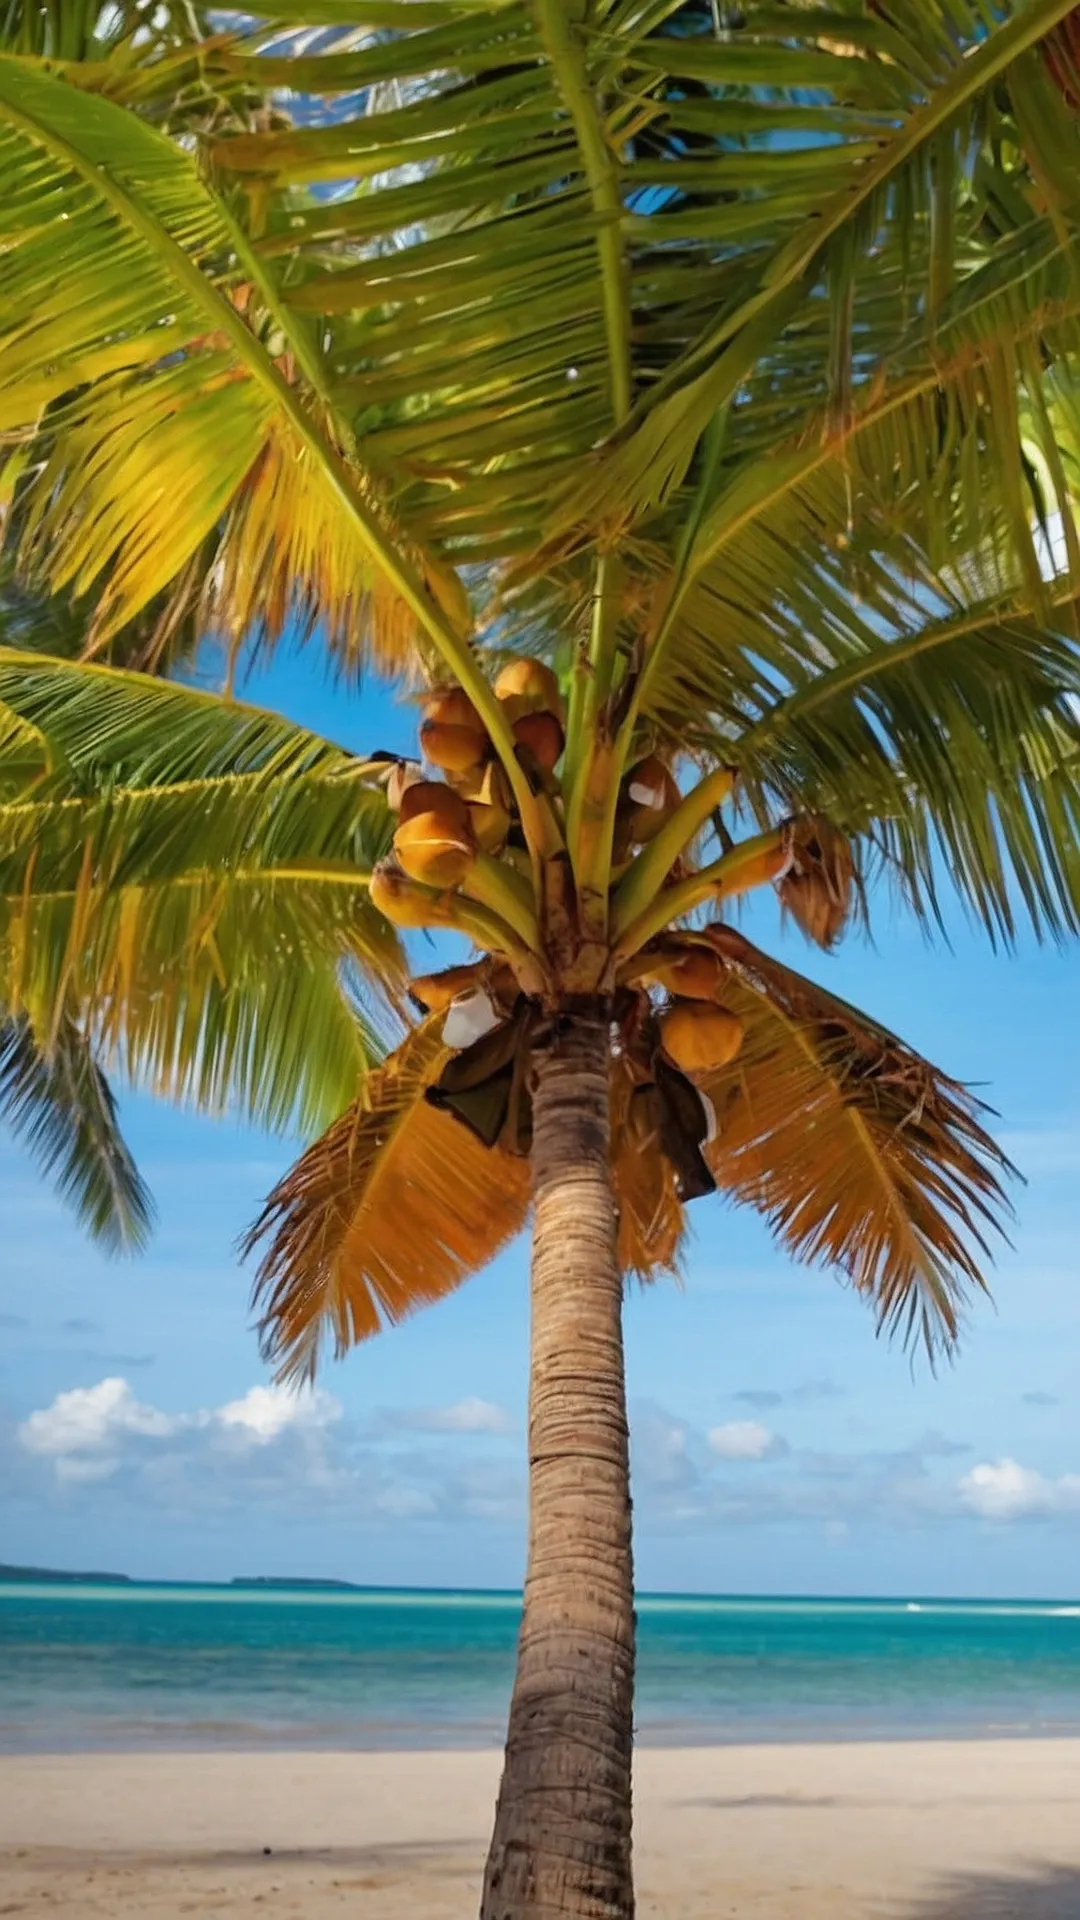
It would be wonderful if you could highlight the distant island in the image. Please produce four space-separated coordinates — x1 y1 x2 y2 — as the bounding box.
0 1561 131 1585
0 1563 365 1590
230 1576 359 1591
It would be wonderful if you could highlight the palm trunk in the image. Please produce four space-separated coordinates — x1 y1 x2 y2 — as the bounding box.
481 1004 635 1920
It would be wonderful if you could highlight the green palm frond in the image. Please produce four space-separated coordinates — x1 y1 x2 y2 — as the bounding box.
0 649 386 790
0 654 405 1135
0 1009 152 1251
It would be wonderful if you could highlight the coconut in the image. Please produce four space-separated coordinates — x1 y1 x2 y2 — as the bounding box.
397 779 469 831
393 805 476 889
420 688 489 774
369 863 444 929
512 707 564 772
660 999 745 1075
646 947 727 1002
410 962 487 1013
622 754 680 844
494 657 565 724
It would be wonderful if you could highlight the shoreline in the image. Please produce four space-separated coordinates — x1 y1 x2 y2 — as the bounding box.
3 1741 1080 1916
6 1718 1080 1757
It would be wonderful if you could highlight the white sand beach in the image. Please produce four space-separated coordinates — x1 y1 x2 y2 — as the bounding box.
2 1740 1080 1918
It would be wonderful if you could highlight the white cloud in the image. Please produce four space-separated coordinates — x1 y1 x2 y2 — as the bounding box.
958 1458 1080 1522
708 1420 786 1462
18 1377 340 1483
217 1384 340 1443
9 1377 518 1526
19 1378 179 1467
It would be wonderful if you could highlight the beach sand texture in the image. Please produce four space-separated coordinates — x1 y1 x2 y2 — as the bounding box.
2 1741 1080 1918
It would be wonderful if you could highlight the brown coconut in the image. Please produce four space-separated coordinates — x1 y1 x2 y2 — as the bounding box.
511 707 564 772
395 778 464 827
392 794 476 888
622 754 680 844
420 688 489 774
660 999 745 1075
494 657 566 724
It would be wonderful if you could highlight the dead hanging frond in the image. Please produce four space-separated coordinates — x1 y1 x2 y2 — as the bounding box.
610 1002 688 1283
697 926 1013 1362
775 814 855 948
244 1017 530 1383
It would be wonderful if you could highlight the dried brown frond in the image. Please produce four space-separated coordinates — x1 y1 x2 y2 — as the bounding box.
244 1017 530 1383
776 815 855 949
697 926 1013 1359
610 1049 687 1284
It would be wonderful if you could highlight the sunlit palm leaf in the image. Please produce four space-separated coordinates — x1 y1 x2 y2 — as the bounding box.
0 55 463 671
246 1017 531 1383
0 1009 152 1251
0 654 404 1134
698 928 1011 1358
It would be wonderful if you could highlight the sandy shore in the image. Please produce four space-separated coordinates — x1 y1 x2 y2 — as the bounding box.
1 1742 1079 1918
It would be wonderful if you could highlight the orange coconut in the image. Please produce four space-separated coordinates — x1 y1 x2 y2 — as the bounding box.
370 863 443 929
659 999 745 1074
396 779 468 830
647 947 727 1002
392 796 476 888
420 688 489 774
493 657 566 724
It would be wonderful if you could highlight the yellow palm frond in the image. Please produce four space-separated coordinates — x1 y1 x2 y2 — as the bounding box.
245 1018 531 1383
697 927 1011 1358
0 55 464 673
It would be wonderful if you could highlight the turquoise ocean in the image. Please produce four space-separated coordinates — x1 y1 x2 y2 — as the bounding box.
3 1584 1080 1753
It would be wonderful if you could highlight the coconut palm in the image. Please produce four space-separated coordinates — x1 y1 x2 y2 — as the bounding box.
4 6 1080 1915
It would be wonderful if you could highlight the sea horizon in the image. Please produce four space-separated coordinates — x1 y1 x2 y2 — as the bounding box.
4 1561 1080 1606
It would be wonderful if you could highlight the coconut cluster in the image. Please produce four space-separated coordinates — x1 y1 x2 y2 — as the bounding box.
370 662 565 918
371 657 759 1080
371 658 692 912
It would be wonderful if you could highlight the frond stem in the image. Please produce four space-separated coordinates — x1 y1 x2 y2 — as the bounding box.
611 826 783 963
610 765 735 939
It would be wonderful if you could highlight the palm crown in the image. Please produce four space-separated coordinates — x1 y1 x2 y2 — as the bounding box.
3 3 1080 1913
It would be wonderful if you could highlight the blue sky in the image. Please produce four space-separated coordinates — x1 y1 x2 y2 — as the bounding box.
2 645 1079 1598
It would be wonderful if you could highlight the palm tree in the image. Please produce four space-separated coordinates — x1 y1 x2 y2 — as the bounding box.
4 6 1080 1914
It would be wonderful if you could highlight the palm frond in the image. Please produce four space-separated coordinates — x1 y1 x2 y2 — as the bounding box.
698 927 1012 1360
245 1017 531 1382
0 1009 152 1251
0 53 463 672
0 654 405 1134
0 646 396 789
